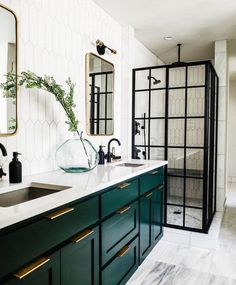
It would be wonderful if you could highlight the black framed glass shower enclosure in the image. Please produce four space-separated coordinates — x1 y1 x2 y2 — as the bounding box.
132 61 218 233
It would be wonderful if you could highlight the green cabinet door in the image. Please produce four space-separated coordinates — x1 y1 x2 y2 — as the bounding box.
3 251 60 285
152 186 163 244
140 186 164 263
139 192 153 263
61 226 99 285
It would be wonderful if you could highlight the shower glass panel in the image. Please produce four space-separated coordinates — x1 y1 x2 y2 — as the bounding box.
150 147 165 160
134 91 149 118
168 119 185 146
132 61 218 233
167 205 184 226
186 148 204 178
150 119 165 146
168 89 185 117
167 176 184 205
168 148 184 176
151 90 166 117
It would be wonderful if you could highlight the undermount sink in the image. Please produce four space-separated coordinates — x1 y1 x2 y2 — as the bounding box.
116 162 144 168
0 183 71 207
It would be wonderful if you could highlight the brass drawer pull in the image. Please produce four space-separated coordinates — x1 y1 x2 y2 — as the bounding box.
150 170 158 175
14 257 50 279
117 206 131 214
117 245 130 257
117 182 131 189
145 192 152 198
71 229 94 243
45 207 74 220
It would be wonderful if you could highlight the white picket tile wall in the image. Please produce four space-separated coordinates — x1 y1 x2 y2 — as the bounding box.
0 0 123 176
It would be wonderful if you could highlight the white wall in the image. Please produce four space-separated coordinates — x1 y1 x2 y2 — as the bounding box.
228 80 236 180
0 0 116 175
0 0 160 177
214 40 228 211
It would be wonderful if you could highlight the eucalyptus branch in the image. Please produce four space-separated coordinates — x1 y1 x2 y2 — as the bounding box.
1 71 79 132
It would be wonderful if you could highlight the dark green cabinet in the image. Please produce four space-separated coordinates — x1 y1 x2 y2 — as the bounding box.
0 166 165 285
61 226 99 285
140 185 163 263
3 252 60 285
140 192 153 262
102 237 139 285
102 201 139 265
153 186 163 243
0 196 99 279
140 167 164 195
101 179 139 218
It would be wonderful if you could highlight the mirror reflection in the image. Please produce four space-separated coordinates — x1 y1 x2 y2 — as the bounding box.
86 53 114 136
0 5 17 135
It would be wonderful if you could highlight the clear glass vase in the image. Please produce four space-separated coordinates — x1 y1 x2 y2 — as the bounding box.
55 131 99 173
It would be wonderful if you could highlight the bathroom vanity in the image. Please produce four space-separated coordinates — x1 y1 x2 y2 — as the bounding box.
0 160 167 285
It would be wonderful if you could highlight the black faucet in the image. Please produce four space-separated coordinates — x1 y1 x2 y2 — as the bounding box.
0 143 7 179
0 143 7 157
106 138 121 163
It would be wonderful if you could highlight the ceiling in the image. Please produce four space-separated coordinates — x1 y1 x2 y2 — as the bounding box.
93 0 236 64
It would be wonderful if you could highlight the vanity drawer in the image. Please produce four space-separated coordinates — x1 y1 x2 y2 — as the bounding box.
101 179 139 218
0 196 99 279
102 237 139 285
101 201 139 265
140 167 164 195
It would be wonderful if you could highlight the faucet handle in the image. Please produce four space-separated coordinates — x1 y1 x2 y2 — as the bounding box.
0 167 6 178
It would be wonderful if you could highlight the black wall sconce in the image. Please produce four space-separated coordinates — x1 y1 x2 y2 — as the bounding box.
96 40 117 55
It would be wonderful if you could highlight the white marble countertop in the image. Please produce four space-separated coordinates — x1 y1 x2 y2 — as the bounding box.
0 159 167 230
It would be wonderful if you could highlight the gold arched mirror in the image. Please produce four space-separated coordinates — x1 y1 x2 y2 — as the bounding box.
0 4 17 136
86 53 114 136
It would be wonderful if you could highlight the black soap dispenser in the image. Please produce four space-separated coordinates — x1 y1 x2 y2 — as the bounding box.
9 152 22 183
98 145 105 165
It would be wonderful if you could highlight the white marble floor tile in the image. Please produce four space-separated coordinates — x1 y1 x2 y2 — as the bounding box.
127 181 236 284
127 261 236 285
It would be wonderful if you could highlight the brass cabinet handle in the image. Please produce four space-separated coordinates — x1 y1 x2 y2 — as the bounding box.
117 182 131 189
71 229 94 243
45 207 74 220
13 257 50 279
145 192 153 198
117 205 131 214
117 245 130 257
150 170 158 175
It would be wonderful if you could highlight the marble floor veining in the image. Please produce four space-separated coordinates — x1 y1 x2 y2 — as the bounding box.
127 182 236 285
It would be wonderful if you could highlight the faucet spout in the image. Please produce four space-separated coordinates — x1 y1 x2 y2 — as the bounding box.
107 138 121 163
0 143 7 157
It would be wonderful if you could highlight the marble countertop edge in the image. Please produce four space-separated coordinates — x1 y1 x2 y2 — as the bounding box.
0 159 167 230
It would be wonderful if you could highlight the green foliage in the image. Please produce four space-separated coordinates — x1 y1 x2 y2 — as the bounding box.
0 72 17 104
8 117 16 131
1 71 79 132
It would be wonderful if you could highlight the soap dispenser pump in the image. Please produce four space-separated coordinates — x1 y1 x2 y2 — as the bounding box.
9 152 22 183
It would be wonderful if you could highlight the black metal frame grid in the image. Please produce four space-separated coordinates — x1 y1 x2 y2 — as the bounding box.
89 71 113 135
132 61 219 233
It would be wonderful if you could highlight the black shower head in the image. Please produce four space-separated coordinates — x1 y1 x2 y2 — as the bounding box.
147 76 161 85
